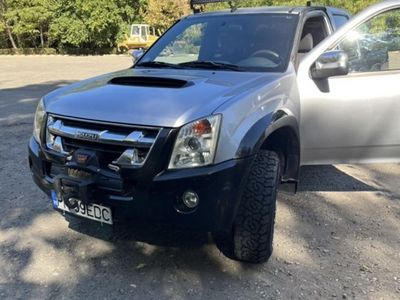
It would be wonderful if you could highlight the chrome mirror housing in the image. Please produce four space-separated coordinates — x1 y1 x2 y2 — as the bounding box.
311 50 349 79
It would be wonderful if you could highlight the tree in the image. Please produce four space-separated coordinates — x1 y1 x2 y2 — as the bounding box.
115 0 147 44
0 0 17 49
0 0 386 52
143 0 190 31
49 0 123 49
117 0 146 25
4 0 53 48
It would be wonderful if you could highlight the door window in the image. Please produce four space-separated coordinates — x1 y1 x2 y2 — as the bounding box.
296 15 330 68
131 26 140 37
141 26 147 40
338 9 400 73
301 15 330 49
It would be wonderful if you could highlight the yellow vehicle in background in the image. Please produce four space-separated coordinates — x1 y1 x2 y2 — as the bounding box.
118 24 160 51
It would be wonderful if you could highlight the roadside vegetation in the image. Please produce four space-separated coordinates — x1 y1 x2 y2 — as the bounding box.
0 0 379 55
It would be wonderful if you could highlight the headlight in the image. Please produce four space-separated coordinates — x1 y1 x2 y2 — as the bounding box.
169 115 221 169
33 98 46 143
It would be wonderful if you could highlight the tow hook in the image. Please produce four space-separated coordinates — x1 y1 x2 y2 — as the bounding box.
53 175 96 209
63 197 79 210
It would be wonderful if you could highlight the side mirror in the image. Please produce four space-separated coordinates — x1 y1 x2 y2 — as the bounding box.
130 49 144 64
311 50 349 80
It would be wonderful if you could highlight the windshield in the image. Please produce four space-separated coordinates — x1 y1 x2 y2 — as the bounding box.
137 14 299 72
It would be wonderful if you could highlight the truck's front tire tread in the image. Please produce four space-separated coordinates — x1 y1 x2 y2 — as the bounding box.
215 150 280 263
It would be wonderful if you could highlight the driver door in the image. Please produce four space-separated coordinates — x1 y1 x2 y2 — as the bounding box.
298 2 400 165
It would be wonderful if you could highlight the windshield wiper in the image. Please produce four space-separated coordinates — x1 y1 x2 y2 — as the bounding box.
179 61 244 72
136 61 184 69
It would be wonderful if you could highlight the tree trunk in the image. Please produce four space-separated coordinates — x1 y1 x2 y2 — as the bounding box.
16 34 21 49
5 23 17 49
39 26 44 48
1 0 17 49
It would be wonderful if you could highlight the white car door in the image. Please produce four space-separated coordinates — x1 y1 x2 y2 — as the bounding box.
298 1 400 165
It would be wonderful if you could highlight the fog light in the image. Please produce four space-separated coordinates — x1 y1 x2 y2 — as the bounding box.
182 191 199 208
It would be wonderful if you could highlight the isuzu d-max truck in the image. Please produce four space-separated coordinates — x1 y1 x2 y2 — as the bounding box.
29 1 400 263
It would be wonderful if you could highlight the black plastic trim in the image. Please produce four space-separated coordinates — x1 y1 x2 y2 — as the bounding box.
109 76 192 89
235 112 300 186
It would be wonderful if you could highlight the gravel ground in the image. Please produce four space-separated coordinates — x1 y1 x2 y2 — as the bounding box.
0 56 399 300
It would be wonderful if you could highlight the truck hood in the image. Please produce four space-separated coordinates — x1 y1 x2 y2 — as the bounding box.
45 68 282 128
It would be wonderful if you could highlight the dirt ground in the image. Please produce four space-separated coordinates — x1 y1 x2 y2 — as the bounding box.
0 56 399 300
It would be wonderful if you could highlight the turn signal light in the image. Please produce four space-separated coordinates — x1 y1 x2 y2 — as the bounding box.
193 119 212 136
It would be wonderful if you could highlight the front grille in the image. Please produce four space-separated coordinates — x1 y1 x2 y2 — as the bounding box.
46 115 161 167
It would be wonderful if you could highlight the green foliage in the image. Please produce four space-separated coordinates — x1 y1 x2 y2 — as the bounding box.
0 0 144 52
0 0 388 54
143 0 190 31
49 0 123 49
4 0 53 47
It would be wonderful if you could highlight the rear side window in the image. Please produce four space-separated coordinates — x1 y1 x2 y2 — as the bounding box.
333 14 349 29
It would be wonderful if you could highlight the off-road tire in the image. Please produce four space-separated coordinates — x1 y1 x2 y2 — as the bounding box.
214 150 280 263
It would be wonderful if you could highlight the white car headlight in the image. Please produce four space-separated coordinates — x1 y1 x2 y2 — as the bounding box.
169 115 221 169
33 98 46 143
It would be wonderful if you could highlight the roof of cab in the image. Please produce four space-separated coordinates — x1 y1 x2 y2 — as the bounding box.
186 5 349 18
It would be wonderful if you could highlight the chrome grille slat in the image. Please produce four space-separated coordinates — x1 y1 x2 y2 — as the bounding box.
48 119 156 147
46 115 161 167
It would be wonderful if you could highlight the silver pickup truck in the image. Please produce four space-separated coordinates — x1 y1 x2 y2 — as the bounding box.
29 0 400 264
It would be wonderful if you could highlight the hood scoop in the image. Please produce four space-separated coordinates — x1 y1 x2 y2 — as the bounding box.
109 76 191 89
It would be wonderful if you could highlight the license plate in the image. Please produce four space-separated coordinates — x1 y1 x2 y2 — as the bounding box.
51 191 113 225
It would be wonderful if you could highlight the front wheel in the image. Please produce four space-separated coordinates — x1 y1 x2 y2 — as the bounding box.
214 150 280 263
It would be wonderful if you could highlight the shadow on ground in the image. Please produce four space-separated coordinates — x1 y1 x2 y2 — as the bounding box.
0 81 73 123
1 162 399 299
298 165 377 192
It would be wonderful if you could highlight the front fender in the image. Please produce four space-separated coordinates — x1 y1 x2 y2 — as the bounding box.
212 65 301 173
235 112 301 188
236 112 299 158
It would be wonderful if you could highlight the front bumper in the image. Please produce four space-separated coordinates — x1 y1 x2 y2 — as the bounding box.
29 137 253 233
